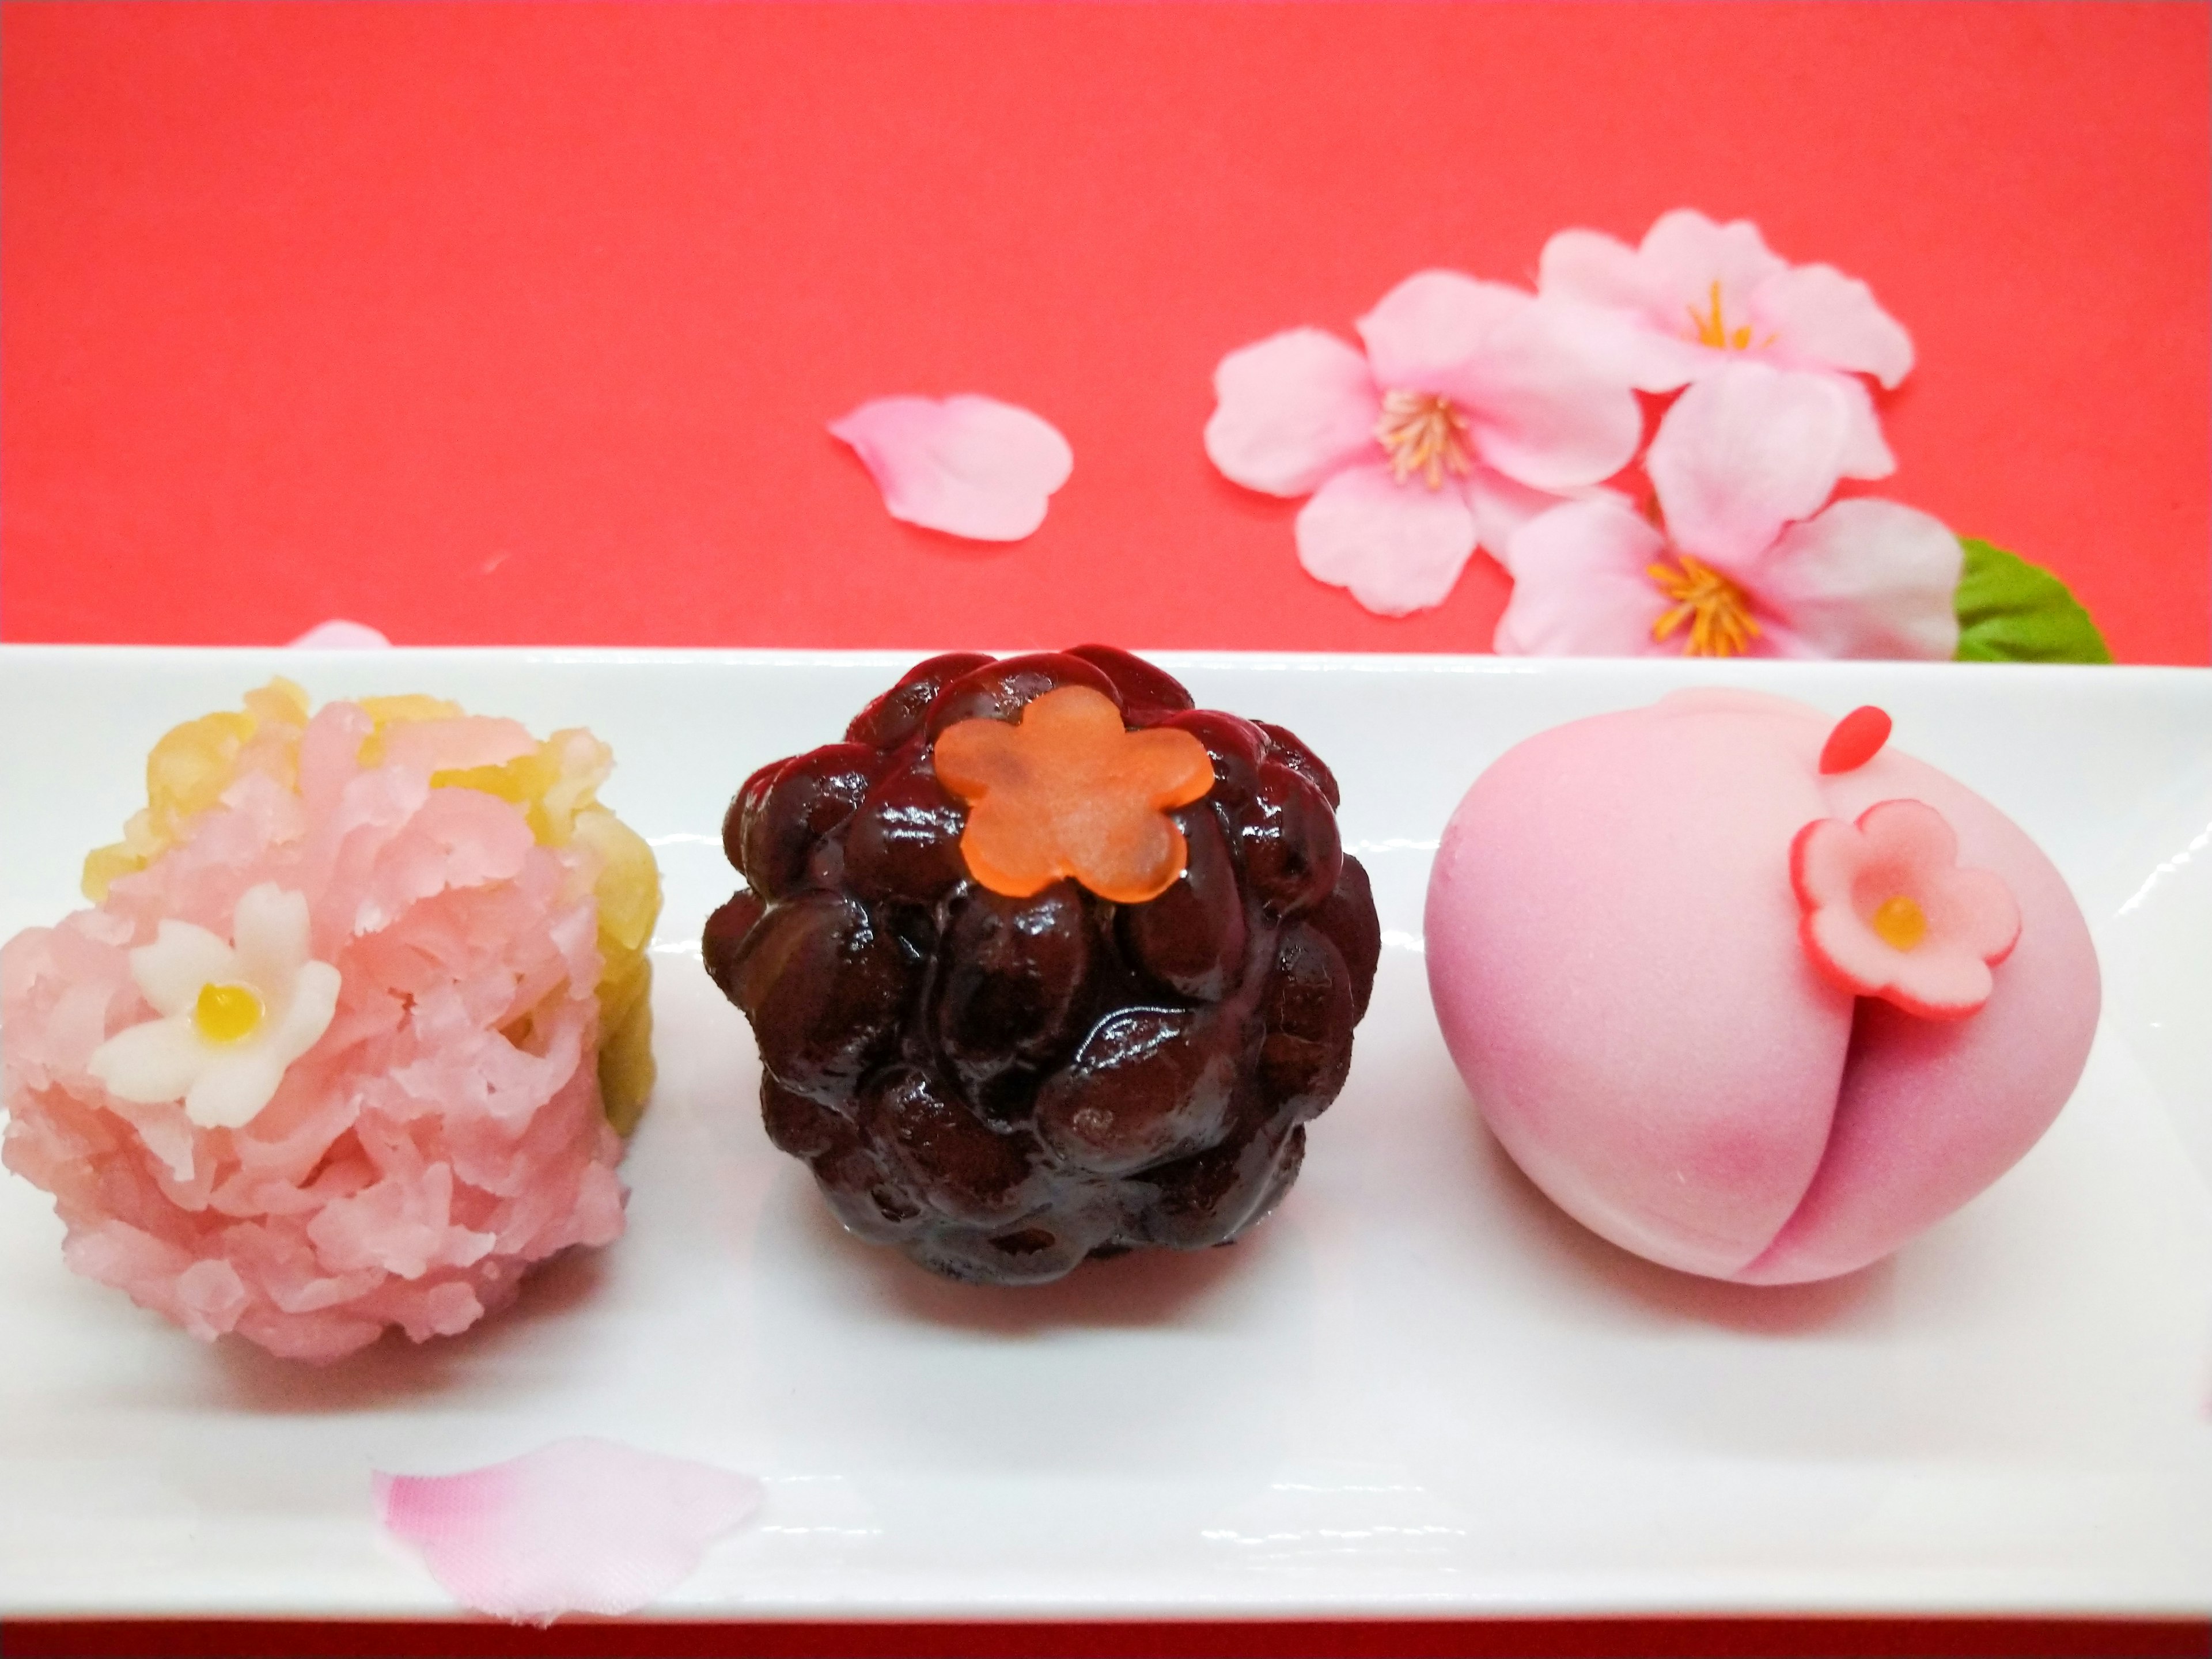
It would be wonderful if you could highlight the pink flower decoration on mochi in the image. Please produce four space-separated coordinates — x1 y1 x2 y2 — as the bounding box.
1494 359 1961 659
1791 798 2022 1020
1539 208 1912 479
1204 271 1643 616
377 1438 762 1623
830 394 1073 542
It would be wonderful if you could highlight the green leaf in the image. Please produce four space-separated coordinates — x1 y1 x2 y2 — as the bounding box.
1953 537 2112 664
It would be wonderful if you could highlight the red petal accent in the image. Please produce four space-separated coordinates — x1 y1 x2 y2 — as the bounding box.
1819 704 1892 774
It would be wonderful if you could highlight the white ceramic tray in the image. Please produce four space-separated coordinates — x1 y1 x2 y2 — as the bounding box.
1 647 2208 1621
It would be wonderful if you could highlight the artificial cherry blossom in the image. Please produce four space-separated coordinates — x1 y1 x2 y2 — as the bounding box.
1539 208 1912 479
1494 361 1960 660
1205 271 1642 615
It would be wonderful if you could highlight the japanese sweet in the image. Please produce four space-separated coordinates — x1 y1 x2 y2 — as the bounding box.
0 681 661 1359
1423 689 2099 1283
702 646 1381 1285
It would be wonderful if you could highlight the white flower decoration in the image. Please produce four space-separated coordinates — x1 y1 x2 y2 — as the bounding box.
89 884 340 1130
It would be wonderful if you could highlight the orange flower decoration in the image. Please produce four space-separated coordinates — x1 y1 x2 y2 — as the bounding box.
934 686 1216 904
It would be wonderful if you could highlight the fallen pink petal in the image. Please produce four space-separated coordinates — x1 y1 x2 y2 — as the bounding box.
287 619 391 649
375 1437 763 1623
830 393 1073 543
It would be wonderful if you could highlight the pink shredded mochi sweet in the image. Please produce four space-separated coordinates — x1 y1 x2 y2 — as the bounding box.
2 700 628 1361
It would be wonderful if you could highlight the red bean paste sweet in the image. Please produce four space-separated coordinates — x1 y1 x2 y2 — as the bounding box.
701 647 1381 1285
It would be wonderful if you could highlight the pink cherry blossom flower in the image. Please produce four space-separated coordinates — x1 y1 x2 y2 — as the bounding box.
1791 798 2021 1020
1205 271 1642 616
377 1438 762 1623
1494 360 1960 660
1539 209 1912 479
830 394 1072 543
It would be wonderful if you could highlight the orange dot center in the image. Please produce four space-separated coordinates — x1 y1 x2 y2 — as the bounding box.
193 982 264 1044
1871 894 1928 952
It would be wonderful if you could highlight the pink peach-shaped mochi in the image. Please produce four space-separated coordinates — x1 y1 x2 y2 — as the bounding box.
1424 688 2099 1283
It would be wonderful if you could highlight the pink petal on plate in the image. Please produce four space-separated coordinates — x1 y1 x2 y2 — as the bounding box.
289 619 392 649
830 393 1073 542
375 1438 762 1623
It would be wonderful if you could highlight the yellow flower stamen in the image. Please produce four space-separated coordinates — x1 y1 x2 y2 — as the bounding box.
193 982 265 1045
1376 391 1474 490
1684 279 1770 352
1871 895 1929 952
1647 552 1763 658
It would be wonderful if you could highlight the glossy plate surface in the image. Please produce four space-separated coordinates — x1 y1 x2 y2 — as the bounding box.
1 647 2207 1619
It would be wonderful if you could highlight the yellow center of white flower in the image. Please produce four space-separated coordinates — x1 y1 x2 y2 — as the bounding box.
1648 552 1762 657
1376 391 1474 490
193 982 264 1045
1684 280 1770 352
1871 895 1929 952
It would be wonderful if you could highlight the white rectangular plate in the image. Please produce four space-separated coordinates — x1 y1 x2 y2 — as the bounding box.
2 647 2209 1620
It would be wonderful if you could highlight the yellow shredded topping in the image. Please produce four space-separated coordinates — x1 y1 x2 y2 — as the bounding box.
83 678 311 902
353 695 465 765
82 680 661 1135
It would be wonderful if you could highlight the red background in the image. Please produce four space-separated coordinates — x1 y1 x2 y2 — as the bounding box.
3 1 2207 660
2 5 2209 1654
